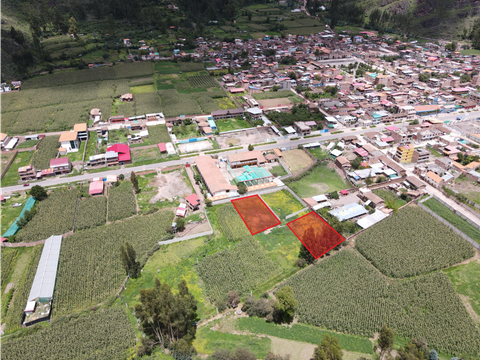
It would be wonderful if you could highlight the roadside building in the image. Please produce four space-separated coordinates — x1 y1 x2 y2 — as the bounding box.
394 144 414 163
73 123 88 141
89 181 104 196
18 165 36 181
293 122 311 136
58 131 79 153
185 194 201 210
211 108 244 120
194 156 237 196
226 150 266 168
50 158 72 174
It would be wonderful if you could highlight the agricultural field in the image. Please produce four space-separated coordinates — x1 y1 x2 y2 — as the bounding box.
53 210 174 315
282 149 314 174
214 97 236 110
178 62 206 72
187 75 218 88
288 212 344 258
131 146 162 165
423 197 480 243
4 245 43 332
107 181 137 222
231 195 281 234
130 84 155 94
195 94 222 114
158 90 202 116
16 140 39 149
196 237 282 302
444 261 480 318
155 62 180 74
31 136 60 170
286 162 351 198
16 189 78 243
134 91 161 114
216 204 253 242
355 206 475 278
270 164 288 177
22 62 153 89
2 307 136 360
0 193 28 235
75 196 107 230
235 317 373 355
252 90 297 100
215 117 251 132
1 152 33 187
282 249 480 356
261 190 305 220
1 248 18 291
146 124 171 144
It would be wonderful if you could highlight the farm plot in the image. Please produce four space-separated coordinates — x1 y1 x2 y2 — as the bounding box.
214 97 236 110
16 189 78 243
1 152 34 187
253 90 297 100
158 90 201 117
216 204 253 242
282 149 313 174
1 248 18 291
187 75 218 89
262 190 304 220
4 245 43 332
178 62 205 72
194 94 221 114
232 195 281 235
134 92 161 115
107 181 137 222
196 237 282 302
355 206 475 278
155 62 180 74
444 261 480 318
147 124 171 144
216 117 251 132
53 210 174 315
282 249 480 357
75 196 107 231
287 212 345 258
31 135 60 170
2 308 136 360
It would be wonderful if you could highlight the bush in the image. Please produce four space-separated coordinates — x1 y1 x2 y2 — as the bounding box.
295 258 307 268
216 299 227 312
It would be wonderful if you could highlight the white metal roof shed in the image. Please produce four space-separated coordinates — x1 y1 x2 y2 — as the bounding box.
28 235 62 303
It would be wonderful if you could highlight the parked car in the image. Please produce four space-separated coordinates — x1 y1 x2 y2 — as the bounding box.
23 183 29 187
12 203 22 207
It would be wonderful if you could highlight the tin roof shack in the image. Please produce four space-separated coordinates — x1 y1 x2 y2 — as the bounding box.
24 235 62 326
329 202 368 221
89 180 104 196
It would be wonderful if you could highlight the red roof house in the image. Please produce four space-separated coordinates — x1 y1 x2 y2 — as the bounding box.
158 143 167 153
89 181 104 196
185 194 201 210
107 144 131 163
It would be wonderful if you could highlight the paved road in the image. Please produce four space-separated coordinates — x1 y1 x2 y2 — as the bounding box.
1 126 386 194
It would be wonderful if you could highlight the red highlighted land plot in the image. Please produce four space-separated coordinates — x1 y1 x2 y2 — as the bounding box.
231 195 281 235
287 211 345 258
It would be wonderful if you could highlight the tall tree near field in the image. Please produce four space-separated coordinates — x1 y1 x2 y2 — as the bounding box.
120 242 140 278
135 279 198 350
375 325 394 359
29 185 48 200
313 334 343 360
299 243 315 264
131 171 140 193
274 286 297 323
68 17 78 39
329 0 340 29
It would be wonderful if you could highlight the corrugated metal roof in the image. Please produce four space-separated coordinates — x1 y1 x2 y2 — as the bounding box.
357 210 388 229
28 235 62 302
329 203 368 221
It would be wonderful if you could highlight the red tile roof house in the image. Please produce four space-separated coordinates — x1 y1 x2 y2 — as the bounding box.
106 144 131 164
50 158 72 174
185 194 201 210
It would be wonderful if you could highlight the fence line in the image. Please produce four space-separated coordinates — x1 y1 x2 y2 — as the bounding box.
1 150 18 180
430 194 480 231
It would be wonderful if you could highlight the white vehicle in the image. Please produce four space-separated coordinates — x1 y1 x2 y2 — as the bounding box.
12 203 22 207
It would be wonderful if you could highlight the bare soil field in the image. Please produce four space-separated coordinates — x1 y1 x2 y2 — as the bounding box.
149 170 192 203
258 98 292 108
217 129 262 148
282 149 313 173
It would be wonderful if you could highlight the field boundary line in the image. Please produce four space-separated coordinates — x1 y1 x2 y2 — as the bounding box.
285 207 309 220
418 202 480 250
431 194 480 230
159 230 213 244
1 151 18 180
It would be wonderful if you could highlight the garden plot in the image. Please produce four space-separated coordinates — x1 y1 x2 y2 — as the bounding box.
231 195 280 235
217 129 263 148
149 170 192 203
257 98 293 108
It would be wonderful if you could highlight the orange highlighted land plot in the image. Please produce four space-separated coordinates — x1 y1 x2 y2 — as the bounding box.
287 211 345 258
231 195 281 235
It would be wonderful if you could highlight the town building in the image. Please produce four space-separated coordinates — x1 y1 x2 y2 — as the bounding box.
226 150 266 168
194 156 237 196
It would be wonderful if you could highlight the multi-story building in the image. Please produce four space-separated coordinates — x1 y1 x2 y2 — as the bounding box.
18 165 37 181
394 144 415 163
412 148 429 163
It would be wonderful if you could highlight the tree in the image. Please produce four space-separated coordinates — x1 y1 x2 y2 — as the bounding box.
288 71 297 80
375 325 394 359
313 334 343 360
17 208 37 229
227 290 240 308
396 342 428 360
68 17 78 38
429 350 439 360
205 199 212 207
274 286 297 323
237 183 247 195
194 174 202 184
176 218 186 232
329 191 339 200
29 185 47 200
135 279 198 351
120 242 140 278
248 144 254 151
131 171 140 193
418 73 430 83
299 243 315 264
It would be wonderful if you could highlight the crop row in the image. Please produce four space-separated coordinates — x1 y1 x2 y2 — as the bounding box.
75 196 107 231
356 207 475 278
1 248 18 291
16 189 78 242
134 92 161 115
196 237 282 302
53 210 174 315
158 90 202 117
2 307 136 360
187 75 218 89
147 124 171 144
178 62 205 72
107 181 137 222
216 204 252 242
30 135 60 170
282 249 480 356
22 62 153 89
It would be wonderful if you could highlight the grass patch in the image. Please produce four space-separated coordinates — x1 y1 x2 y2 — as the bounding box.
216 118 252 132
130 84 155 93
214 97 236 110
423 198 480 244
236 317 373 354
270 164 287 177
1 151 33 187
262 190 304 220
1 193 29 236
287 162 351 198
16 140 39 149
282 149 313 173
252 90 296 100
